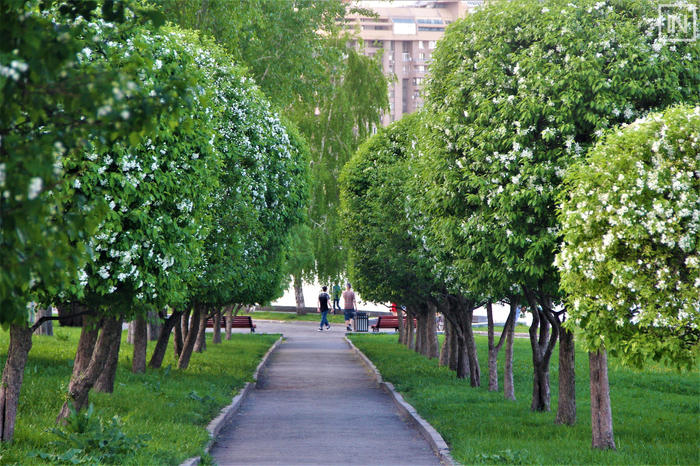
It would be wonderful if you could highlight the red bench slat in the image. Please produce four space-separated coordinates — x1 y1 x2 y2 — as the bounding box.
206 315 256 332
371 316 400 332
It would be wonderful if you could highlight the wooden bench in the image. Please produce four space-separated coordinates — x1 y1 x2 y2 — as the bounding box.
206 315 256 333
371 316 400 332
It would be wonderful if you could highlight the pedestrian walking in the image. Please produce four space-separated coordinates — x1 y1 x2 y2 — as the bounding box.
317 286 331 331
342 282 357 331
332 283 342 314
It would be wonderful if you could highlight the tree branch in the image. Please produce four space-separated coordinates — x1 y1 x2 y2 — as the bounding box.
31 309 95 333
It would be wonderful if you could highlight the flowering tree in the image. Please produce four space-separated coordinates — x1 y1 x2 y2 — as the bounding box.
166 45 310 369
161 1 389 306
341 113 441 358
55 26 222 419
423 0 699 421
0 1 168 442
557 105 699 449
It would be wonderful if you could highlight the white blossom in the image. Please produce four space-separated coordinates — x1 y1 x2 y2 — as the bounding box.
27 177 43 200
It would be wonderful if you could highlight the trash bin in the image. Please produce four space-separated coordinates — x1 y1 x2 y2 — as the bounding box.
354 312 368 332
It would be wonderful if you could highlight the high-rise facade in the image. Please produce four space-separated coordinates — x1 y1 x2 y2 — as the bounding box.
346 1 479 126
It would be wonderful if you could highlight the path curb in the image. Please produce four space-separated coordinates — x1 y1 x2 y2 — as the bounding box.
180 336 283 466
344 337 455 466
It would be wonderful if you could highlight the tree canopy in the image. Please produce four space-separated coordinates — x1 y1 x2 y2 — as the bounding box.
158 0 389 285
57 27 221 318
558 104 700 370
0 1 170 326
422 0 700 307
340 112 438 306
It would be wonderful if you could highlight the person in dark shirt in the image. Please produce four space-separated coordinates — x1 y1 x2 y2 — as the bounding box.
317 286 331 331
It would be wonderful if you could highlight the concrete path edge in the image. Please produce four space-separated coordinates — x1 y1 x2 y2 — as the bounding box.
344 336 455 466
180 335 284 466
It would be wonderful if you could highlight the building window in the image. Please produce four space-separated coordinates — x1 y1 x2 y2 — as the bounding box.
418 40 424 49
419 52 425 60
429 40 437 49
392 18 416 35
402 52 411 61
416 65 425 72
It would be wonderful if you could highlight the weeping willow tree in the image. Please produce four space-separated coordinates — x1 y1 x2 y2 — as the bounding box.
289 46 388 310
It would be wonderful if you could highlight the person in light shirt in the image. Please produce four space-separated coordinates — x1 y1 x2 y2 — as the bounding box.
342 282 357 331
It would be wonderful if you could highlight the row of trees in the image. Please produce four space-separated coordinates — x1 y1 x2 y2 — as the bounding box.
1 1 308 442
157 0 390 308
340 0 698 451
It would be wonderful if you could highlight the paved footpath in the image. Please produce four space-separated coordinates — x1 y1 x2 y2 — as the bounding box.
210 320 441 466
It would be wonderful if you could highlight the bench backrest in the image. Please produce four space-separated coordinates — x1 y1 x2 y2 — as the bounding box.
232 315 253 325
377 316 399 325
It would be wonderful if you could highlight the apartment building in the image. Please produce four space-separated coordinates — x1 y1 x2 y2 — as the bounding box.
346 1 479 125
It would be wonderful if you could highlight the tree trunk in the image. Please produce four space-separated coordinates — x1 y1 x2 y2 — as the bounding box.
147 311 160 341
455 335 470 379
464 311 480 387
180 309 190 343
556 327 576 425
224 305 235 340
590 349 616 450
445 295 480 386
448 320 459 372
177 306 202 370
0 324 33 442
35 307 54 336
132 316 148 373
532 362 551 412
487 302 498 391
150 311 182 369
94 317 123 393
439 319 450 367
525 288 559 412
414 311 424 355
174 310 187 359
487 302 516 392
193 310 208 353
212 310 222 344
293 275 306 315
397 307 405 345
73 314 100 377
426 302 439 359
504 312 516 401
126 320 135 344
57 316 122 421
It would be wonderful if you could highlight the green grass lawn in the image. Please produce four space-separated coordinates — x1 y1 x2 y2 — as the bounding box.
0 327 279 465
349 333 699 465
242 310 347 324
